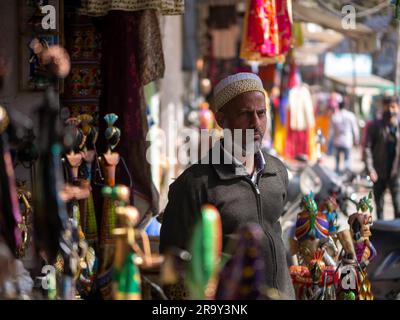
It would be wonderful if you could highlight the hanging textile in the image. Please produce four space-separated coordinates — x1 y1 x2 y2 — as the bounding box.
240 0 292 62
288 84 314 131
273 110 286 156
284 113 310 159
99 9 160 225
62 14 102 124
136 10 165 85
284 84 315 159
79 0 185 16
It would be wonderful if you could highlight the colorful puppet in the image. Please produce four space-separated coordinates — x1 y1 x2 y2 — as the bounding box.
292 193 339 268
186 204 222 300
321 194 339 234
348 192 376 269
290 249 336 300
348 212 376 270
99 114 121 270
98 184 129 299
77 114 99 248
295 193 330 242
215 224 267 300
112 198 141 300
334 253 374 300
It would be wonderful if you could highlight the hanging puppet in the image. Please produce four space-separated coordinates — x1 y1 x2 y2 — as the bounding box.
77 114 99 248
348 192 376 270
290 249 336 300
97 116 132 299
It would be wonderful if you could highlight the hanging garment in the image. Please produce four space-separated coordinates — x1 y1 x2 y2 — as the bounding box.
137 10 165 85
99 10 160 227
288 84 315 131
79 0 185 16
284 121 310 159
284 111 310 159
240 0 292 61
273 109 287 156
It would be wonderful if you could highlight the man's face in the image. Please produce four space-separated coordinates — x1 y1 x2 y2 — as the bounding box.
383 101 399 123
216 91 267 152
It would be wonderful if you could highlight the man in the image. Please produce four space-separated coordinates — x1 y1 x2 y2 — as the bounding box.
329 99 360 174
159 73 295 299
364 96 400 219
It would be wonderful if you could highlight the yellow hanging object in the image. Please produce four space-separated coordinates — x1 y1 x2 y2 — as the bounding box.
358 271 374 300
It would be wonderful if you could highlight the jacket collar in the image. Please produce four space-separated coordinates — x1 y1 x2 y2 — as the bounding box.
206 140 278 181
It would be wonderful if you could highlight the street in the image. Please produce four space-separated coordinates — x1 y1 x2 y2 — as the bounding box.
322 146 396 221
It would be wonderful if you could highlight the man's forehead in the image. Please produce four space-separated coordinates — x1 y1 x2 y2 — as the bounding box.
231 91 265 105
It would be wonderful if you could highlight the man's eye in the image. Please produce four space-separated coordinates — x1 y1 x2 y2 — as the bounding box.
257 110 266 116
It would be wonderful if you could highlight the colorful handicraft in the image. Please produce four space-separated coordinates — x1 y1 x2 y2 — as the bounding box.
322 195 339 234
295 193 329 242
334 254 374 300
99 114 121 273
348 192 376 269
294 193 338 268
0 106 23 257
215 223 266 300
16 181 33 258
290 249 336 300
112 200 142 300
240 0 292 62
98 184 129 299
33 87 81 299
77 114 99 248
186 204 222 300
346 196 375 273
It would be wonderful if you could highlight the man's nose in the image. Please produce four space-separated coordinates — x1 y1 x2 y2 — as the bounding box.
249 111 260 128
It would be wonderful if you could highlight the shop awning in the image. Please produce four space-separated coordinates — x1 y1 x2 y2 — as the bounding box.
292 1 377 52
327 75 398 96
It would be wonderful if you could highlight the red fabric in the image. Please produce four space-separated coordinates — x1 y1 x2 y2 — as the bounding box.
284 112 310 159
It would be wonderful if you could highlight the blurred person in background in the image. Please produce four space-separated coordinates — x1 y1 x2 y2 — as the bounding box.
329 98 360 174
364 96 400 220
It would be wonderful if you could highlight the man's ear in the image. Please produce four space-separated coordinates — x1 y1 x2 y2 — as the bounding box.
215 111 225 128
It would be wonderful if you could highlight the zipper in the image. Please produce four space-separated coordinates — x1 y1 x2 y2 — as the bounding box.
245 175 278 289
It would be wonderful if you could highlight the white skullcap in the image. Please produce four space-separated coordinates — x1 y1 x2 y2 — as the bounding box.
213 73 266 112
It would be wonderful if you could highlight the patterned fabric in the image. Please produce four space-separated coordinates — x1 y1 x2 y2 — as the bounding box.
137 10 165 85
213 72 265 112
79 0 185 16
240 0 292 62
99 10 160 219
295 210 329 241
62 14 102 124
81 193 98 244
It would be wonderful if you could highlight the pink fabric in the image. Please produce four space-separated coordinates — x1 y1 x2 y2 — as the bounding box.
245 0 292 57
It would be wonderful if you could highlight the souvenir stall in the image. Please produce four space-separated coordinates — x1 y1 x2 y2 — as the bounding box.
0 0 382 301
0 0 185 300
